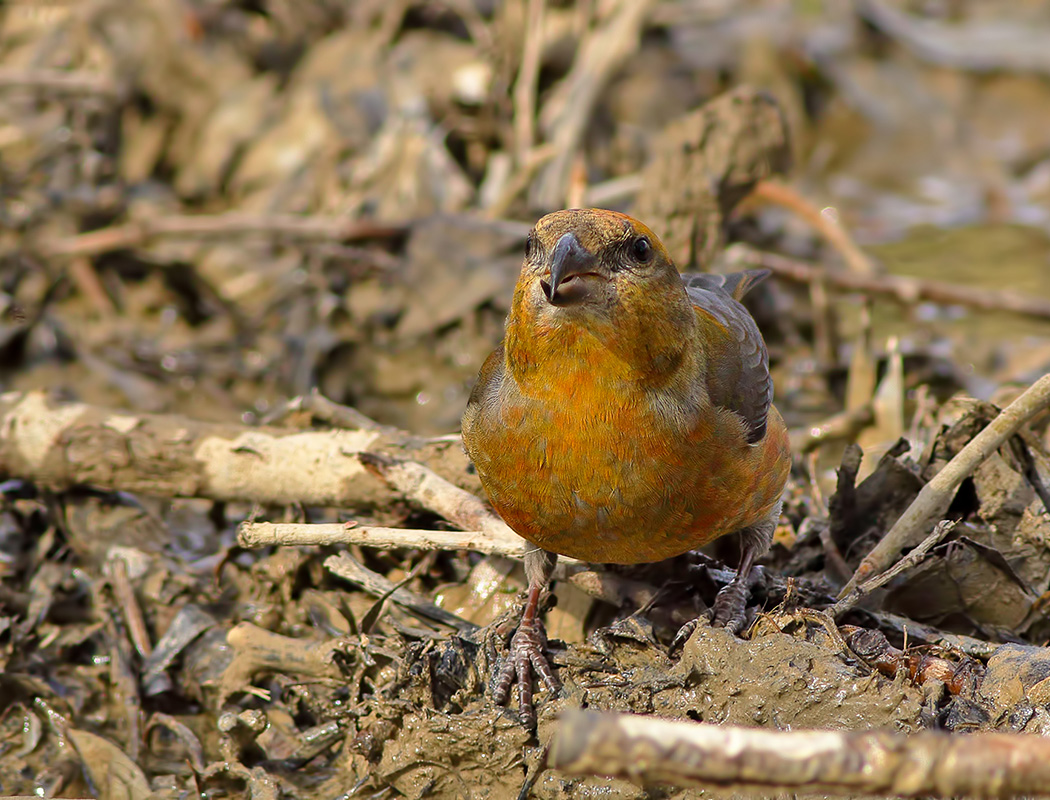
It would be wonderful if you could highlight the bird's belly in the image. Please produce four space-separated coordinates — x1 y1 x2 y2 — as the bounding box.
476 407 779 565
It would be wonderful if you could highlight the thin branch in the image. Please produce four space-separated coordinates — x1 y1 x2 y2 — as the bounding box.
0 68 120 99
582 172 644 208
358 452 513 540
750 179 877 276
858 0 1050 75
325 553 476 633
242 518 664 609
730 245 1050 321
482 143 557 217
67 258 117 315
827 520 957 618
549 709 1050 797
870 610 999 659
239 521 530 557
840 374 1050 597
39 214 406 258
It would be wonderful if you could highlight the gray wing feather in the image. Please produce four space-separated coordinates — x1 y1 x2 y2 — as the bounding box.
682 272 773 444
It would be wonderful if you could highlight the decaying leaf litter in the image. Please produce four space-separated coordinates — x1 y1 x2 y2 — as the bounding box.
5 1 1050 798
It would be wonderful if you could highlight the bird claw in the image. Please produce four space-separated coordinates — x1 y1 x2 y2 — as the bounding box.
672 580 751 650
492 614 561 729
710 580 749 634
671 617 701 651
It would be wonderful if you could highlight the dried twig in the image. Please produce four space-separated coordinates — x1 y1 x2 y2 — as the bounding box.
729 245 1050 321
828 520 957 618
67 258 116 315
0 68 120 99
241 518 664 608
483 143 558 217
750 180 876 276
583 173 644 208
325 553 476 633
39 214 405 258
548 710 1050 797
840 374 1050 596
259 389 395 434
107 555 153 659
358 452 511 540
0 391 473 509
870 611 999 659
819 525 852 586
239 521 529 557
239 518 668 609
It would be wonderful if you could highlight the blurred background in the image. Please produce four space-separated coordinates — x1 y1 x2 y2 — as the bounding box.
4 0 1050 442
7 4 1050 797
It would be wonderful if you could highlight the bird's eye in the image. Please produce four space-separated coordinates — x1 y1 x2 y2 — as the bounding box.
525 232 534 259
631 236 653 263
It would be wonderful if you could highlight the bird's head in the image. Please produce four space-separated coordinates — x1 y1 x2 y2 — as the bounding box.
506 209 696 385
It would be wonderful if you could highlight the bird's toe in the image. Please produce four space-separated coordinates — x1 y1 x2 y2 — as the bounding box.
710 580 750 634
492 615 560 730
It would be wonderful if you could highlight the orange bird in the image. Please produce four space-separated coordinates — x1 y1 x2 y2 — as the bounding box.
462 208 790 727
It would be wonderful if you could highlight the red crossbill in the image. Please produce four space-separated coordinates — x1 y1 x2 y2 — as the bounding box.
462 208 790 727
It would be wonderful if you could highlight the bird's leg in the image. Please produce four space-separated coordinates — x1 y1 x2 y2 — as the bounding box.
710 539 762 633
492 548 560 729
674 502 782 646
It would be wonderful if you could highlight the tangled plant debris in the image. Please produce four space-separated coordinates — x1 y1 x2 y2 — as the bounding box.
4 2 1050 799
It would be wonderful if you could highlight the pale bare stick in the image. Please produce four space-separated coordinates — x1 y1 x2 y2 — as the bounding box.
0 390 472 510
106 556 153 659
482 143 558 217
549 710 1050 797
827 520 956 618
840 374 1050 597
583 173 644 208
239 521 530 557
267 456 669 608
356 453 594 576
359 452 513 538
68 257 117 315
240 520 663 608
246 510 662 598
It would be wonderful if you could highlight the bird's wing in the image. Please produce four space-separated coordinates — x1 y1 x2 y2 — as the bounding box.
682 270 772 444
462 344 505 459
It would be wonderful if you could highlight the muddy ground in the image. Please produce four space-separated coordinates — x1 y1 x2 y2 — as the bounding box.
4 2 1050 799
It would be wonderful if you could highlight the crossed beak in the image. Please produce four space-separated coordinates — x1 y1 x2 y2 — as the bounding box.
540 232 600 305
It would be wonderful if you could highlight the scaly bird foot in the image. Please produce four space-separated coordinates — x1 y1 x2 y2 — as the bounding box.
671 576 753 650
674 535 768 649
710 579 750 633
492 613 561 730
